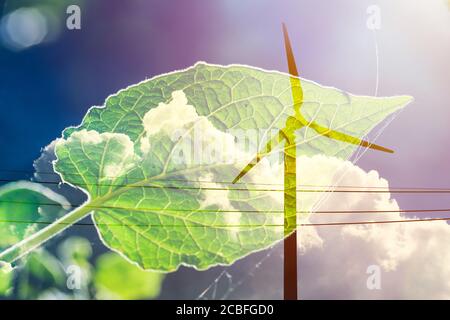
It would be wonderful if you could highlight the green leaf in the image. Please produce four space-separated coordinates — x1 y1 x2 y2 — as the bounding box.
25 250 66 286
0 181 70 249
16 249 67 299
94 252 164 300
16 237 93 300
0 262 13 297
57 236 92 267
54 63 412 271
0 181 69 297
1 63 412 272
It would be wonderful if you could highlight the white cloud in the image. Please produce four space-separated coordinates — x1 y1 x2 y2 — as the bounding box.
221 157 450 299
142 90 199 139
140 90 201 155
56 129 138 181
292 158 450 299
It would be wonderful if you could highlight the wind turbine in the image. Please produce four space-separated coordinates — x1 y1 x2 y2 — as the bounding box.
232 23 394 300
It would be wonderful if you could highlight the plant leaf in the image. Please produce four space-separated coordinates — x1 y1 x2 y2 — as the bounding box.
94 252 164 300
0 181 70 250
53 62 413 271
0 262 13 297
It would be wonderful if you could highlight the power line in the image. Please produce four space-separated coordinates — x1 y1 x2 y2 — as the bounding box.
1 199 450 216
2 176 450 194
0 216 449 228
2 169 450 192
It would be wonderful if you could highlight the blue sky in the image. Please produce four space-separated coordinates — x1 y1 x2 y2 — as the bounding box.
1 0 449 299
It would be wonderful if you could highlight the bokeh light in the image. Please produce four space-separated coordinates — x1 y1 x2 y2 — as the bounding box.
0 7 48 50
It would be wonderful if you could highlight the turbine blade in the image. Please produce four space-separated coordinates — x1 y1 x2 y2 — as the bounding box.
282 22 304 117
282 23 299 77
308 121 394 153
233 131 285 184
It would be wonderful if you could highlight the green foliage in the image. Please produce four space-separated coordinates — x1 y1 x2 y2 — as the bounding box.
16 250 66 299
0 263 13 297
0 181 69 297
5 236 164 300
0 181 165 299
94 252 164 300
0 63 413 274
0 181 69 250
54 63 412 271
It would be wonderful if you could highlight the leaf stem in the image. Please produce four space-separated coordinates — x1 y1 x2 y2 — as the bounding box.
0 203 93 264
